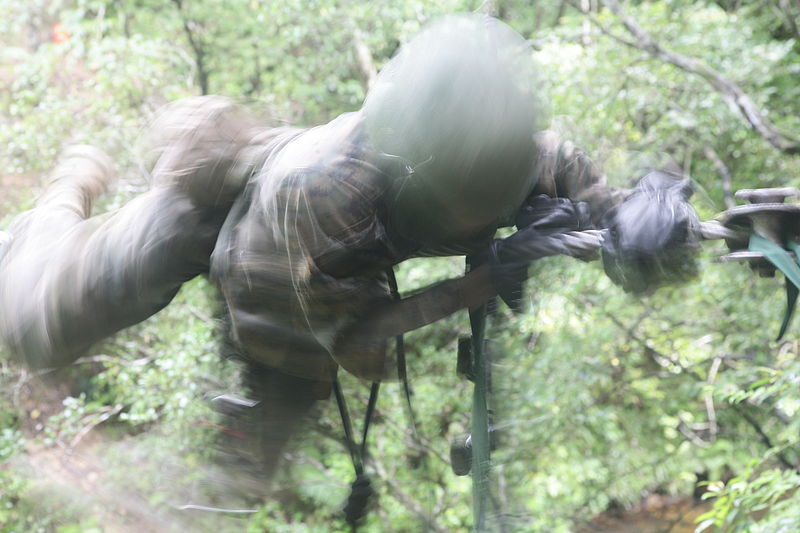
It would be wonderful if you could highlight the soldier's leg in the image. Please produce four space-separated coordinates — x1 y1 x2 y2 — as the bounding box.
1 98 261 369
214 363 330 486
0 147 117 365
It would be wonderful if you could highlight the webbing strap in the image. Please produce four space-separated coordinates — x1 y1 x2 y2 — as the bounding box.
387 268 420 434
361 381 380 460
467 257 492 533
748 234 800 339
332 378 365 477
387 267 440 532
334 267 426 531
333 377 379 532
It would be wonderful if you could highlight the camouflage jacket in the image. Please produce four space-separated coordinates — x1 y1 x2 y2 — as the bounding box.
211 111 625 381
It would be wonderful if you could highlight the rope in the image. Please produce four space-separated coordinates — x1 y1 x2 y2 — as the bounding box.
332 378 364 477
387 267 442 532
698 220 744 241
330 219 745 532
387 268 420 435
499 222 744 264
457 219 746 532
360 382 380 459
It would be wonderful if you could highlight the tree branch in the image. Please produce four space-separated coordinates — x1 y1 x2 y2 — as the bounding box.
731 403 798 472
371 448 452 533
704 356 722 438
587 0 800 154
565 302 799 530
554 0 570 26
171 0 210 95
703 145 736 208
777 0 800 41
597 300 799 470
349 21 377 90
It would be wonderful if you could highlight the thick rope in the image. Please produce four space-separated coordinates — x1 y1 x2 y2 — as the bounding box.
499 222 743 264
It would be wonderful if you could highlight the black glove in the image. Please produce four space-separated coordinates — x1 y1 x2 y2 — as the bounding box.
514 194 593 234
473 195 592 313
601 170 700 293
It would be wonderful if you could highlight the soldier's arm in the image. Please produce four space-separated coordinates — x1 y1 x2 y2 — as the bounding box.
332 264 496 362
334 135 625 358
529 131 629 226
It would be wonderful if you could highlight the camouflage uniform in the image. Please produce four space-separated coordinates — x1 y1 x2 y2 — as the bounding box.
0 98 625 481
0 98 624 383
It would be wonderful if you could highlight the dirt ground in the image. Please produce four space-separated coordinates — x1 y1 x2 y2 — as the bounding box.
577 494 712 533
9 372 168 533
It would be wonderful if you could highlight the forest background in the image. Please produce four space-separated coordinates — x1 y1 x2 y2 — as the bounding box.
0 0 799 532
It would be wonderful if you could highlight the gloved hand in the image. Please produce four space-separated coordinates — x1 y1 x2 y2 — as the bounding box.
514 194 592 234
473 195 593 313
601 170 700 293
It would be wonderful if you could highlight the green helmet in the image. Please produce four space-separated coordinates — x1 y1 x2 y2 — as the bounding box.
364 14 546 242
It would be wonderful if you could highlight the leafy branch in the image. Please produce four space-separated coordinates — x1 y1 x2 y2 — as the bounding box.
576 0 800 155
171 0 210 95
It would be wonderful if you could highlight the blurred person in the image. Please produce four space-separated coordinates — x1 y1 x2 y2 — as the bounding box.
0 15 697 486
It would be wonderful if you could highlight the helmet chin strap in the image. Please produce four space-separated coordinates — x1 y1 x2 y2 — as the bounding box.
387 175 501 246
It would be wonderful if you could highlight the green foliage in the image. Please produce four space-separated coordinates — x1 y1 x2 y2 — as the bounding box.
697 459 800 532
1 1 799 532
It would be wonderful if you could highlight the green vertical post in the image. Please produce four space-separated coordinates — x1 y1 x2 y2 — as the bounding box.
469 303 490 532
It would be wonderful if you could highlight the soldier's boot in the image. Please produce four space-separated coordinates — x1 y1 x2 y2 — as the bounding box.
207 365 328 499
241 365 329 482
209 394 265 473
0 230 10 262
0 146 114 262
38 144 116 221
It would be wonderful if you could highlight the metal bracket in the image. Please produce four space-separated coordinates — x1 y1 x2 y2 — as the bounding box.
718 187 800 277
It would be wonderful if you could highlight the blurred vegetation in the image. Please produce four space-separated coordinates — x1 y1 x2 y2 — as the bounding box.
1 0 799 532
